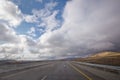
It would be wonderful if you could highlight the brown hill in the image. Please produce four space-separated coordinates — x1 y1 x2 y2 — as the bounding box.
75 52 120 66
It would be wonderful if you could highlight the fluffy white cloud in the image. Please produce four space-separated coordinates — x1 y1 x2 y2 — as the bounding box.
1 0 120 60
0 23 39 60
0 33 36 60
24 15 37 23
27 27 36 37
38 0 120 57
0 0 22 27
0 23 18 43
41 10 60 31
0 0 32 60
24 1 59 31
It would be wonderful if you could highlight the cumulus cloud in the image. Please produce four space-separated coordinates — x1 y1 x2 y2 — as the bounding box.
0 0 31 60
24 1 60 31
0 25 38 60
0 23 18 43
41 10 60 31
38 0 120 57
24 15 37 23
27 27 36 37
1 0 120 60
61 0 120 52
0 0 22 27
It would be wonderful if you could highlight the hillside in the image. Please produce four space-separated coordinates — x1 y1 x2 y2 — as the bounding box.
75 52 120 66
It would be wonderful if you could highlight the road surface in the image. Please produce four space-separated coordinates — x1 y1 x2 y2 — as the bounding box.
0 61 120 80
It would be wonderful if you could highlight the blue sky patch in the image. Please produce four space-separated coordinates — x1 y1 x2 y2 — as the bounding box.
12 0 67 39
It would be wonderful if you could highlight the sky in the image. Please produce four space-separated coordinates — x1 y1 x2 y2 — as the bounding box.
0 0 120 60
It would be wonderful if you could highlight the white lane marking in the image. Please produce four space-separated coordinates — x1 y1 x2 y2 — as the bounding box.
41 76 47 80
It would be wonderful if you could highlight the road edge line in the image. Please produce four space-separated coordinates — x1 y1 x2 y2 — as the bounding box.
68 63 92 80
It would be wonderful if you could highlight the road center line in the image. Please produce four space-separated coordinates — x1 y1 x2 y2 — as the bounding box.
41 76 47 80
68 63 92 80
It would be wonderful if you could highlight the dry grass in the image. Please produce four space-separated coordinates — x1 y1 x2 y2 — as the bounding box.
75 52 120 66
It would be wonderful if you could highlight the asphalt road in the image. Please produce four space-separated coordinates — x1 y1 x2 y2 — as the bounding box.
0 61 120 80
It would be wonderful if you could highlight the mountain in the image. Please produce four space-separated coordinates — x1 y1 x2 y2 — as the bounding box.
75 52 120 66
